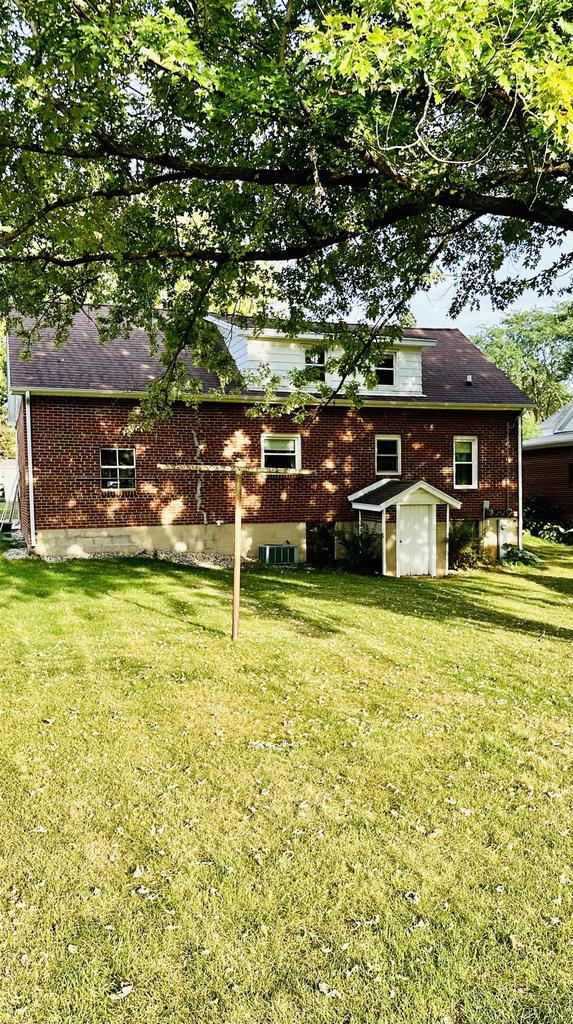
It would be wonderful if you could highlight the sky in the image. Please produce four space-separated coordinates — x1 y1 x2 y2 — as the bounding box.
408 237 573 336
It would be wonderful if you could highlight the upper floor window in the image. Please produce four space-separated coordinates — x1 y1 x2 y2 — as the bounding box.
261 434 301 471
375 435 401 476
375 353 395 387
100 448 136 490
305 349 326 382
453 437 478 489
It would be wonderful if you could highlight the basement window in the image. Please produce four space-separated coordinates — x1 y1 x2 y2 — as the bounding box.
261 434 301 470
100 448 136 491
375 353 395 387
375 435 401 475
453 437 478 489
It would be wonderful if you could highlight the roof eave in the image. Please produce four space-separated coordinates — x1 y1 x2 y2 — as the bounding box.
9 387 532 411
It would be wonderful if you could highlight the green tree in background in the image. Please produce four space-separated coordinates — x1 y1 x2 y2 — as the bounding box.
0 1 572 420
0 339 15 459
473 304 573 431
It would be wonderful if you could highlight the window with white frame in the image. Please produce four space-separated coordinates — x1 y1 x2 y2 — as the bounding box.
375 353 395 387
305 348 326 382
375 435 401 475
100 448 136 490
261 434 301 470
453 437 478 488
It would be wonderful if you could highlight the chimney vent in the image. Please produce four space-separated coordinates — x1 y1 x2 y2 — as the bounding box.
466 374 473 386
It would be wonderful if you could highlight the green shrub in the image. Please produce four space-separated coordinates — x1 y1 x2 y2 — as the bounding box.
448 519 485 570
336 525 382 575
523 495 573 544
502 544 541 566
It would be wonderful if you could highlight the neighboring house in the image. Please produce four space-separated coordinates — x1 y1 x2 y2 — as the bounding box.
0 458 17 500
7 310 530 575
523 401 573 521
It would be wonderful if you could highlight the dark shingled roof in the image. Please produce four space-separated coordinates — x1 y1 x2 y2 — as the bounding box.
350 479 419 507
8 309 531 407
8 312 221 394
348 479 462 509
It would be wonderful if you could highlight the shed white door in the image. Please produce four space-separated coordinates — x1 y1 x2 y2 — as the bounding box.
398 504 432 576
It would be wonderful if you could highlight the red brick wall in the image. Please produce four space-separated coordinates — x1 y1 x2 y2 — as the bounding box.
523 445 573 520
28 397 520 531
15 402 30 543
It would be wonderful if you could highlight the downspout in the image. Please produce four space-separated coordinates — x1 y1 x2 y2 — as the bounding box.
24 391 36 548
517 411 523 550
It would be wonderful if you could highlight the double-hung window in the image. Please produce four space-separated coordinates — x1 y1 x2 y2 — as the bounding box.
453 437 478 489
375 435 401 476
375 353 395 387
261 434 301 470
100 448 136 490
305 349 326 382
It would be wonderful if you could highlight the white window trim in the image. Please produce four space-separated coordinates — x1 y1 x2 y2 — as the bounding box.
100 446 137 491
375 434 401 476
260 433 302 471
374 352 396 388
304 348 327 383
453 436 478 490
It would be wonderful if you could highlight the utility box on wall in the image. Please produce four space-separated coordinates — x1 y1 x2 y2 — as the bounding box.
479 517 517 560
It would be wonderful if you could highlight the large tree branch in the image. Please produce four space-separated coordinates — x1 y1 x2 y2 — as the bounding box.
1 181 572 270
0 137 380 188
0 200 427 266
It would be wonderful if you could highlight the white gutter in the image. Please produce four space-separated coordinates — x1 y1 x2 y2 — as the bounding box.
8 386 532 413
24 391 36 548
517 412 523 550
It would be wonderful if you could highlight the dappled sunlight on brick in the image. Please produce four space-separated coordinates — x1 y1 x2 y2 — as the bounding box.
242 491 262 512
161 498 185 526
223 430 251 460
105 500 122 520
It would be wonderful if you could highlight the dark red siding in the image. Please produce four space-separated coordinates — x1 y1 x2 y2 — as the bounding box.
523 445 573 520
28 397 519 530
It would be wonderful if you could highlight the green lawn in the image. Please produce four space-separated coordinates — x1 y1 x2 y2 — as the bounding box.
0 538 572 1023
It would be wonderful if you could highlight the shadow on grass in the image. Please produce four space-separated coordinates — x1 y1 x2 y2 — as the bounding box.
1 539 572 645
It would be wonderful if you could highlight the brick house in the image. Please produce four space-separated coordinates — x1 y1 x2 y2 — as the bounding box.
523 401 573 521
7 311 530 575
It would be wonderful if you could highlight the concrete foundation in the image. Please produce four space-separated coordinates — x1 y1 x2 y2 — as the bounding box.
34 521 308 560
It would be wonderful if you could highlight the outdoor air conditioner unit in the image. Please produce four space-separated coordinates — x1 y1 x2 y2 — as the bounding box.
258 544 299 565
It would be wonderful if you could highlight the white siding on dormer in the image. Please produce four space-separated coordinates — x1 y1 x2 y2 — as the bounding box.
244 336 425 396
209 316 249 371
247 336 305 386
7 391 21 426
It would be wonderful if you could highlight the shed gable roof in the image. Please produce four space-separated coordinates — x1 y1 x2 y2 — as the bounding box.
348 478 462 511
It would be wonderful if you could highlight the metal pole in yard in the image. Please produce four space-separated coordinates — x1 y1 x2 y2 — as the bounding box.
157 462 312 641
232 468 243 642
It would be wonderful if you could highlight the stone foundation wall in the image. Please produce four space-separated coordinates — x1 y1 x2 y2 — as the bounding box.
34 521 307 560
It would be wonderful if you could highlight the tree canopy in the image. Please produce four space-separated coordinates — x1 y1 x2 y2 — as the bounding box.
0 0 573 418
473 302 573 426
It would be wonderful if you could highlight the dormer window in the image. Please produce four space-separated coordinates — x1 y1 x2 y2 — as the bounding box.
305 349 326 382
375 353 395 387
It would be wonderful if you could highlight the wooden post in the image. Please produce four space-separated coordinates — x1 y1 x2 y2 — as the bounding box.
232 468 243 641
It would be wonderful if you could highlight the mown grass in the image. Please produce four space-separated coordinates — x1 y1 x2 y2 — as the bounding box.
0 536 572 1023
